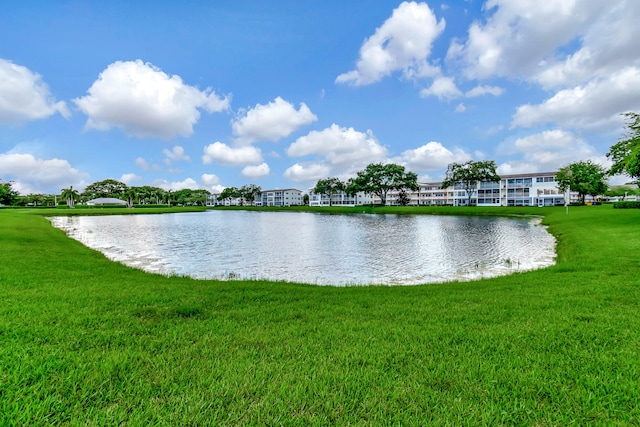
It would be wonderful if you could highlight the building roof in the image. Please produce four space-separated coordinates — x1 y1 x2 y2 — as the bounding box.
260 188 303 193
86 197 127 206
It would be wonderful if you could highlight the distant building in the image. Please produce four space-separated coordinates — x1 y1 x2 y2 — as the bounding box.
86 197 128 206
308 190 374 207
254 189 303 207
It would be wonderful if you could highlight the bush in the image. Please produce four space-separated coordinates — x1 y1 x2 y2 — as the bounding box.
613 201 640 209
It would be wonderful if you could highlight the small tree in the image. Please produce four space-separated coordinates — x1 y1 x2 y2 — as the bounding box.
556 161 608 204
607 112 640 187
60 186 79 209
313 177 345 206
350 163 418 206
441 160 500 207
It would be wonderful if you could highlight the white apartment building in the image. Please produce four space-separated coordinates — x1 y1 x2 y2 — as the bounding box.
254 189 303 207
308 190 375 206
384 172 573 207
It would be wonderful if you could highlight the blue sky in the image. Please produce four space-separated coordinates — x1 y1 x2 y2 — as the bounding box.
1 0 639 195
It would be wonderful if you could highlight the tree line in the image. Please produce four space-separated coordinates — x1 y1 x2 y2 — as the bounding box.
0 179 213 208
2 112 639 207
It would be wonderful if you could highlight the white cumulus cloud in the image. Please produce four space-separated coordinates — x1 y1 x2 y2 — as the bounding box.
232 97 317 145
401 141 471 171
201 173 221 187
241 163 270 179
0 58 69 124
512 67 640 130
420 76 462 100
154 177 201 191
497 129 600 174
120 173 142 185
465 85 504 97
0 152 88 194
287 124 387 175
202 141 263 166
74 60 230 140
336 1 445 86
163 145 190 162
447 0 607 81
283 163 331 184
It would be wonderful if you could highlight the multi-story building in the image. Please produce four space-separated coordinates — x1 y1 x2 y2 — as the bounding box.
382 172 575 207
308 190 375 206
254 189 303 207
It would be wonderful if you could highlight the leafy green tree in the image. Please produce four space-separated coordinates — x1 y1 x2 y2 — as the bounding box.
607 112 640 187
239 184 262 206
42 194 57 207
130 185 163 204
0 181 19 206
350 163 418 206
556 161 608 204
313 177 345 206
171 188 210 205
220 187 239 205
82 179 128 199
19 193 45 207
60 186 79 208
441 160 500 207
302 193 309 206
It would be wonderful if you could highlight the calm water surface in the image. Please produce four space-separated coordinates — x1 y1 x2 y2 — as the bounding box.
49 211 555 286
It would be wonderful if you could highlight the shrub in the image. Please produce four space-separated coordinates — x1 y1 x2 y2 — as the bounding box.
613 201 640 209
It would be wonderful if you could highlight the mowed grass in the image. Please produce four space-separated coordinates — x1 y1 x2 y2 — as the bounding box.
0 205 639 426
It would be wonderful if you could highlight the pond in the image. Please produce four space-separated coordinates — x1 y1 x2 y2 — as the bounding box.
49 210 555 286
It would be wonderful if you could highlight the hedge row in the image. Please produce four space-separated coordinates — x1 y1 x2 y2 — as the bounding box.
613 201 640 209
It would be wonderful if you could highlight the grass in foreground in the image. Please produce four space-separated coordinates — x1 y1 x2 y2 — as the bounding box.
0 205 639 425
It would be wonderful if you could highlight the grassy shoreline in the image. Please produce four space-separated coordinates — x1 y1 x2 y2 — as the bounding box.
1 205 639 425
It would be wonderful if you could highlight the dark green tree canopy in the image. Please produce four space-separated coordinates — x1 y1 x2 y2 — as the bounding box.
607 112 640 187
172 188 211 205
0 180 19 206
313 177 345 206
350 163 418 205
441 160 500 206
556 160 608 203
82 179 128 199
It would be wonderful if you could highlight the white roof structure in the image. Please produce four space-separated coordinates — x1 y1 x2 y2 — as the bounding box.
86 197 127 206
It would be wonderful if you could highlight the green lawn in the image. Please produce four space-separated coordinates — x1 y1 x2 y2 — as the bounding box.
1 205 638 426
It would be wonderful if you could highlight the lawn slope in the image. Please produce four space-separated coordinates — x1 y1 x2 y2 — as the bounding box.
0 206 638 425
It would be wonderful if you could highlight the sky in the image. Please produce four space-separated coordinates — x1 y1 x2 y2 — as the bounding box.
1 0 639 195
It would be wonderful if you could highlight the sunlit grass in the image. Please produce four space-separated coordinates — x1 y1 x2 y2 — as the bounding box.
1 205 639 425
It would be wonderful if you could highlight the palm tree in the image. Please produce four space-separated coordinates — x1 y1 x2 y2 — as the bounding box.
123 188 136 208
60 186 79 209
